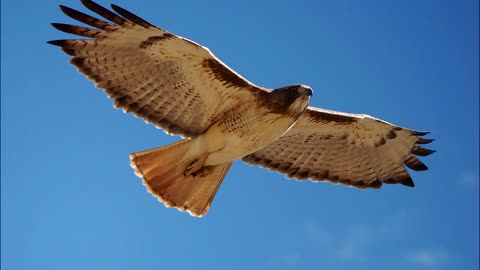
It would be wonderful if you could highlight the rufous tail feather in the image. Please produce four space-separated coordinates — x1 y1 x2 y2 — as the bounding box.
130 139 232 217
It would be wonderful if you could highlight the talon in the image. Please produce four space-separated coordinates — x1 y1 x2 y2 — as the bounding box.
184 159 199 176
197 166 214 177
185 165 214 178
184 153 209 177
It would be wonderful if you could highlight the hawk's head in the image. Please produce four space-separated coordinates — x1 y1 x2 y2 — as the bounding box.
265 85 312 117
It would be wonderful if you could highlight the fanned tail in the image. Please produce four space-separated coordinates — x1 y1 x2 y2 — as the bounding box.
130 140 232 217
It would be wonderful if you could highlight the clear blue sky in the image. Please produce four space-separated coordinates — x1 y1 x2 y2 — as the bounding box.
2 0 478 269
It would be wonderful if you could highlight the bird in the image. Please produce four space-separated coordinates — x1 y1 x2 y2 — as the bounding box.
48 0 435 217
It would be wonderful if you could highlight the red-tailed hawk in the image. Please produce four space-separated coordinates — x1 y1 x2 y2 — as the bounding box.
49 0 435 217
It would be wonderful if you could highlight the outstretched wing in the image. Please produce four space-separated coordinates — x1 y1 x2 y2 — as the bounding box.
243 107 435 189
48 0 268 138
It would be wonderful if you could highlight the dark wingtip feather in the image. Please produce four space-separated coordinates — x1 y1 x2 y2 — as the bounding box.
80 0 127 25
417 138 435 144
47 40 77 56
51 23 99 38
59 5 81 19
404 154 429 171
58 4 116 32
412 146 436 157
59 5 86 20
51 22 67 31
47 39 66 46
59 4 85 19
110 4 154 28
405 160 429 171
400 177 415 187
59 4 68 11
369 179 383 189
80 0 99 9
412 130 430 136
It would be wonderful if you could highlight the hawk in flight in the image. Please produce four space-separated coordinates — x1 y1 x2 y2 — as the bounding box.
49 0 435 217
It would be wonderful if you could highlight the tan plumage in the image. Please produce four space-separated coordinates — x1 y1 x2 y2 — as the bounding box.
243 108 434 189
49 1 266 139
49 0 435 217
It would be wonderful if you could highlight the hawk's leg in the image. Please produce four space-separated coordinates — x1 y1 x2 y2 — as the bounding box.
184 153 209 177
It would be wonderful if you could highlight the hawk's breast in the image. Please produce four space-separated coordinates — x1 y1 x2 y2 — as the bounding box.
203 105 301 166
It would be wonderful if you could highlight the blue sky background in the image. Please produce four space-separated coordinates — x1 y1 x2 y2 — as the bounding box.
2 0 478 269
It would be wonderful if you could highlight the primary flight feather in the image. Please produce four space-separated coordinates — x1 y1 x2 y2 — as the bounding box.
49 0 435 217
